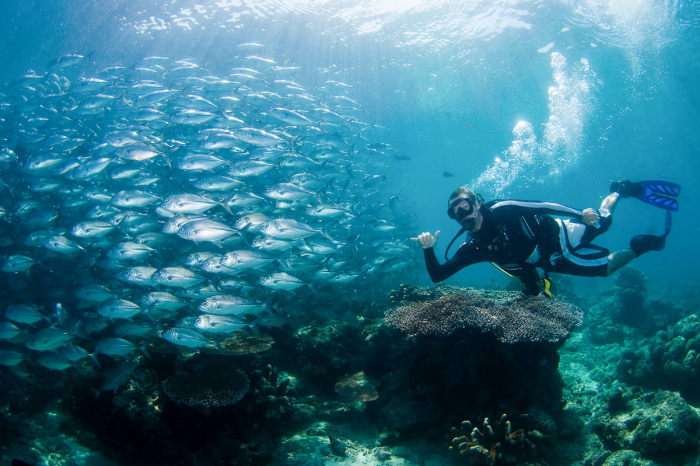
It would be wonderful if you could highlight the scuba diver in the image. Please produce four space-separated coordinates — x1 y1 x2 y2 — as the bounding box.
410 180 679 296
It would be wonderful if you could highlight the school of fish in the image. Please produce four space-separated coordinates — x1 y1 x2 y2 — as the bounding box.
0 44 418 387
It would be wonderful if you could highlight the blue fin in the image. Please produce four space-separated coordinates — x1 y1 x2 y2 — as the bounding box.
639 180 680 212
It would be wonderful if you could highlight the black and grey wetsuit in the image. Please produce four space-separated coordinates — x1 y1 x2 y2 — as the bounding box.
424 200 611 286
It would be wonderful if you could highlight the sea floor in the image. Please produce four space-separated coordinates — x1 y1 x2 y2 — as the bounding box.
3 279 700 466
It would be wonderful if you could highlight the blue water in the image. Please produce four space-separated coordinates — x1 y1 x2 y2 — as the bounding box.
3 2 700 465
1 0 697 289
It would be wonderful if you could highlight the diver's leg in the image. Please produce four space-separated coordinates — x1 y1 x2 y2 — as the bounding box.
606 248 636 276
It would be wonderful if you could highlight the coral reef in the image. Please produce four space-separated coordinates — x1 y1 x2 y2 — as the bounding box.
11 279 700 466
447 414 535 464
334 371 379 403
250 364 298 420
287 285 569 441
162 359 250 407
385 287 582 343
610 267 647 327
591 386 700 459
617 313 700 400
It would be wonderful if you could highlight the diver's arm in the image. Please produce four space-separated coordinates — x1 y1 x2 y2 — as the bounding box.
411 231 479 282
423 244 474 283
490 200 585 219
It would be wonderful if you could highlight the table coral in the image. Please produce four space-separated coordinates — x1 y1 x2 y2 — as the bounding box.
385 287 582 343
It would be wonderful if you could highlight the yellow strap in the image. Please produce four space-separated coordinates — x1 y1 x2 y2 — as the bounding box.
490 262 513 277
492 263 553 297
543 278 552 298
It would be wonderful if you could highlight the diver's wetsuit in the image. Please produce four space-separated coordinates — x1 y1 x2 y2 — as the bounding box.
424 200 611 288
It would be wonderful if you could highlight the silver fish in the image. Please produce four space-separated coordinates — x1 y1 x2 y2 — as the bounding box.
151 267 206 287
177 219 238 244
36 352 73 371
229 160 274 177
192 175 243 192
111 190 161 208
177 153 226 171
234 127 284 146
98 299 142 320
194 314 247 334
162 193 227 214
139 292 187 312
198 294 265 316
44 236 84 254
269 107 314 126
259 272 309 291
107 242 156 261
4 305 48 325
264 182 316 202
94 338 139 357
25 328 74 352
161 328 211 348
220 250 276 270
0 321 22 340
0 350 25 366
261 219 330 241
1 255 36 272
115 266 158 286
71 221 115 238
74 284 116 302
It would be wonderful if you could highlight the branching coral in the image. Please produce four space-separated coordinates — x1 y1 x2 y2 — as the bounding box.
448 414 534 464
385 288 582 343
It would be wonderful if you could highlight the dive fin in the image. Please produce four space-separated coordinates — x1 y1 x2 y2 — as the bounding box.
630 210 672 257
610 180 680 212
638 180 680 212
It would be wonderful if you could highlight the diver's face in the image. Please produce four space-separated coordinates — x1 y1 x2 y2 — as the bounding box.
448 198 481 232
459 204 481 231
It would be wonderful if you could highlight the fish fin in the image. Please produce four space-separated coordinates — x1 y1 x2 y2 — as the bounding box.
220 193 236 216
237 230 251 247
139 343 151 359
89 352 101 369
248 319 261 336
321 224 334 242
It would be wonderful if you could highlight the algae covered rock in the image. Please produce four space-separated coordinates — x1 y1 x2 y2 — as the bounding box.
617 314 700 399
601 450 656 466
592 387 700 459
